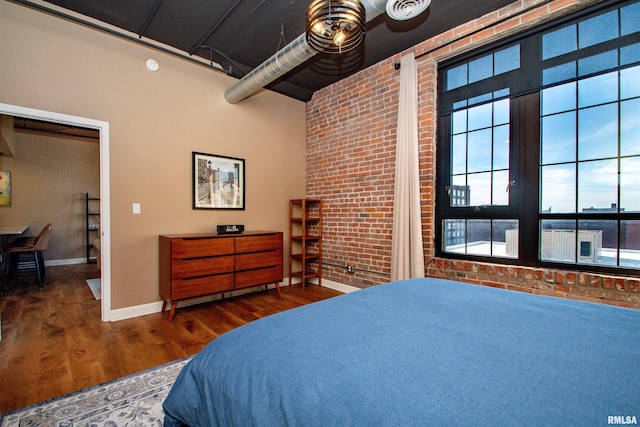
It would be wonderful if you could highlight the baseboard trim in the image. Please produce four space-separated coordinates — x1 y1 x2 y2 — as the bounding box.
109 279 360 322
310 278 360 294
46 258 86 267
110 282 284 322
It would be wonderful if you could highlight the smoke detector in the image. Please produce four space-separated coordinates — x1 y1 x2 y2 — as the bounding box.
386 0 431 21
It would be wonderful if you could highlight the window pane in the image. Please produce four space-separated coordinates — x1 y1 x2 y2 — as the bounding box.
541 164 576 213
492 170 509 206
621 42 640 65
541 220 577 263
542 82 576 115
498 221 519 258
469 54 493 84
443 219 519 258
493 124 510 169
493 88 510 98
447 64 467 90
579 10 618 49
494 45 520 75
620 220 640 268
468 173 492 206
621 157 640 212
451 176 469 207
467 220 491 255
578 159 618 213
622 2 640 36
492 220 518 258
450 182 470 207
451 134 467 175
621 65 640 100
468 103 493 131
493 99 510 125
467 129 492 172
577 72 618 108
578 104 618 161
541 112 576 165
578 50 618 76
542 25 576 60
443 219 466 251
543 62 576 85
469 92 493 106
621 98 640 156
578 220 616 266
452 109 467 134
453 99 468 109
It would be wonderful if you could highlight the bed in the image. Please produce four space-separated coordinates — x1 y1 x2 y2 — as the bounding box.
163 278 640 426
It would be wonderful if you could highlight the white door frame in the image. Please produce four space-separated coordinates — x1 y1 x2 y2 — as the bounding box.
0 103 112 321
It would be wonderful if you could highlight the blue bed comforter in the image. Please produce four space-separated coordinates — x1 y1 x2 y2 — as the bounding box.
163 278 640 426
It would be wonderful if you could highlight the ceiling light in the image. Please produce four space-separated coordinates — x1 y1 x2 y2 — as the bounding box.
306 0 366 54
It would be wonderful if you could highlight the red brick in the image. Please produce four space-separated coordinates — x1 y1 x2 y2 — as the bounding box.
544 270 555 283
602 277 614 290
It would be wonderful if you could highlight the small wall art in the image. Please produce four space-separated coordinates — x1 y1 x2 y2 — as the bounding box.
0 171 11 206
192 152 245 210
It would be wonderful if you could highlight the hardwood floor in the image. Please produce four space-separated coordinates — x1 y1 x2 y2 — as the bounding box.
0 263 343 414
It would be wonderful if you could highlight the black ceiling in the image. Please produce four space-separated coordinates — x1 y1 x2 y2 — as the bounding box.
41 0 518 102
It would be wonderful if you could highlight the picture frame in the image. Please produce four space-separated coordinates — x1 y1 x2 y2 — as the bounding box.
0 171 11 206
192 152 245 210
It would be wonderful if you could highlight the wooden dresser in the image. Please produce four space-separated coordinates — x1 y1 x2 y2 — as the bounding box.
159 231 283 321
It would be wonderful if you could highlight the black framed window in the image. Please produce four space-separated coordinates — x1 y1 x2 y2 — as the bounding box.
436 0 640 273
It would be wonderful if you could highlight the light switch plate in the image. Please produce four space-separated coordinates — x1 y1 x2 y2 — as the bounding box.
133 203 141 214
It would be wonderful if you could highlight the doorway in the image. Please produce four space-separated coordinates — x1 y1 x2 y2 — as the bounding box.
0 102 111 321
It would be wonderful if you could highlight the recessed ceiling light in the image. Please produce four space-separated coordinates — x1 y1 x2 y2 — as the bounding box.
145 59 159 72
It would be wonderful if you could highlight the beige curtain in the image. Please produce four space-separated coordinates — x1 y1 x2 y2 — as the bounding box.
391 53 425 281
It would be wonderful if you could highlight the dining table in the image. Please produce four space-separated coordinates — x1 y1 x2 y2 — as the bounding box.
0 225 29 262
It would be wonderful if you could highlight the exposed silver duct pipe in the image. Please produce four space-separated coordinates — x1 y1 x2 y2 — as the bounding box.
224 0 389 104
224 34 317 104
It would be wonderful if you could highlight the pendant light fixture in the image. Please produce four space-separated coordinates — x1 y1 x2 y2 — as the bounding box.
306 0 366 54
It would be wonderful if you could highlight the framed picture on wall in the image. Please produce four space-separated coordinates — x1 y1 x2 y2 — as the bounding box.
0 171 11 206
192 152 245 210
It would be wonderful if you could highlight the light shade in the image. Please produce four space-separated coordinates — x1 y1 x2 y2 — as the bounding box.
306 0 366 54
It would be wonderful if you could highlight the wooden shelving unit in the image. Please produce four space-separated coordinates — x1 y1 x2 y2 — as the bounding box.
289 198 322 288
85 193 100 263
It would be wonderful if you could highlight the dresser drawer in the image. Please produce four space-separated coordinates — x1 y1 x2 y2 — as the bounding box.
235 233 282 253
235 265 283 289
172 237 234 259
172 273 234 300
172 255 234 279
235 249 282 271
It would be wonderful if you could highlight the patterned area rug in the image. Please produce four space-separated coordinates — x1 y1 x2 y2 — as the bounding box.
0 356 192 427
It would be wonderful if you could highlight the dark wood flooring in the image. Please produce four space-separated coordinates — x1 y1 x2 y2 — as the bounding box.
0 263 343 414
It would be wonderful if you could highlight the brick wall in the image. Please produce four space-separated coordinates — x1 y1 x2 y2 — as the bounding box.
306 0 640 309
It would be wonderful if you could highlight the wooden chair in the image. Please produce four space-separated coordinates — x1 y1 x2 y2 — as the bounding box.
3 223 52 290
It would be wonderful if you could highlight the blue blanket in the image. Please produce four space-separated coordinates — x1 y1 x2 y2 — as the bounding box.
163 278 640 426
